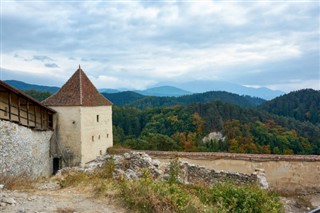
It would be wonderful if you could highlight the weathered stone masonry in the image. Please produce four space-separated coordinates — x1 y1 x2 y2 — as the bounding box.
0 120 53 178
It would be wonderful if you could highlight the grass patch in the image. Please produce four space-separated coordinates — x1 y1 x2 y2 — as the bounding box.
0 173 34 190
117 177 283 213
58 171 89 188
57 162 284 213
56 207 76 213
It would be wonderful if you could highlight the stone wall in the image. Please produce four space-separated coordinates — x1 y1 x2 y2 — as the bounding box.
57 152 261 187
112 149 320 194
0 120 53 178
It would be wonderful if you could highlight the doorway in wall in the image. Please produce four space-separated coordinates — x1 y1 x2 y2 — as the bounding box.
52 157 61 175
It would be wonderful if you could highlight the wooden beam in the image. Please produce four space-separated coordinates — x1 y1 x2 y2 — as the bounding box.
18 96 21 123
40 108 43 129
27 100 29 126
8 92 11 121
34 104 36 128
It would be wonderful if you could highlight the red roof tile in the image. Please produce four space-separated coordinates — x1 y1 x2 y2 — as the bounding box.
42 67 112 106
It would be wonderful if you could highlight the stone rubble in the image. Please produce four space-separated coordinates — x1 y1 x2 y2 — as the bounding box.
56 151 266 188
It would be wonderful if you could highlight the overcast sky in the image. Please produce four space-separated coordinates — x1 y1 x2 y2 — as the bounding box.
1 0 319 92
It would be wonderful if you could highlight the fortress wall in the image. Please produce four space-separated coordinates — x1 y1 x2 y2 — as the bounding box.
0 120 53 178
112 149 320 194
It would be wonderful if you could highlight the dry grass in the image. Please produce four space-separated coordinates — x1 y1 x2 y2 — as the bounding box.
56 207 77 213
0 173 34 190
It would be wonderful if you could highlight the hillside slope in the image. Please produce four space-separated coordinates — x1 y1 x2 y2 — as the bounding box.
136 86 192 97
260 89 320 126
103 91 265 109
5 80 60 93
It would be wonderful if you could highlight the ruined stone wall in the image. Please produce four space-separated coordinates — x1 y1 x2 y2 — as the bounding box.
112 149 320 194
0 120 53 178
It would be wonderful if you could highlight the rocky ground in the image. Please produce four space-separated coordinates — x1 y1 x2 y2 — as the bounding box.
0 182 125 213
1 152 319 213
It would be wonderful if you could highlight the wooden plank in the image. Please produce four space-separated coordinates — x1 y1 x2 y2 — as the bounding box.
27 101 29 126
18 96 21 123
40 108 43 129
34 104 36 128
8 92 11 121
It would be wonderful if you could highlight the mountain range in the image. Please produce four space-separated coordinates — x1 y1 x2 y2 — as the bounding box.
154 80 285 100
99 80 284 100
4 80 284 100
4 80 60 94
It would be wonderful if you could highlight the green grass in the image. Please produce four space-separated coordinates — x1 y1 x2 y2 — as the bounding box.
58 160 284 213
116 174 283 213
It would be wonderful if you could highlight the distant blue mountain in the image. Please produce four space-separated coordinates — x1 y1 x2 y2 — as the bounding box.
99 88 120 93
4 80 60 93
136 86 192 97
4 79 284 100
156 80 285 100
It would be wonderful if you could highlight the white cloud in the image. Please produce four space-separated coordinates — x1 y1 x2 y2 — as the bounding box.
92 75 155 90
1 1 319 91
267 79 320 92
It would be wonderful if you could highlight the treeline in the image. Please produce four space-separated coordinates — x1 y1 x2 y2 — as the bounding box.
26 86 320 155
113 101 320 155
103 90 265 109
24 90 52 101
260 89 320 126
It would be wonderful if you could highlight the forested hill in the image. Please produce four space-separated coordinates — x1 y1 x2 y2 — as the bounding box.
113 101 320 155
260 89 320 126
5 80 59 93
104 91 145 106
103 91 265 108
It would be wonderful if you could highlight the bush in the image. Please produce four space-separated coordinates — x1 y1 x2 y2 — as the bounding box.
168 157 180 184
202 183 283 213
118 175 205 213
98 157 115 179
57 163 284 213
58 171 89 188
117 178 283 213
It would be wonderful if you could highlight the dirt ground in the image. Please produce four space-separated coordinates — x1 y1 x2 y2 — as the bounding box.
1 184 319 213
281 193 320 213
0 185 125 213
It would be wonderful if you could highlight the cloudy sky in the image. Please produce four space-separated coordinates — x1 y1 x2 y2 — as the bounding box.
1 0 319 92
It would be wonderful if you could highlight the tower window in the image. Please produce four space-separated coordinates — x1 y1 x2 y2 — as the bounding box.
97 115 99 122
98 135 101 140
107 133 109 138
92 136 94 142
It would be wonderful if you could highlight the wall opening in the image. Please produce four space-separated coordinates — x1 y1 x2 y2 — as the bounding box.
49 114 53 128
97 115 99 122
52 157 61 175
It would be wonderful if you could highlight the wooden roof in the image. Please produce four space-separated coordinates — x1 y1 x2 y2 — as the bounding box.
42 67 112 106
0 80 56 113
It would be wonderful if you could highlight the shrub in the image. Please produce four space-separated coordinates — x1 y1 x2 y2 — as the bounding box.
168 157 180 184
58 171 89 188
98 157 115 179
204 182 283 213
118 177 206 213
0 173 33 190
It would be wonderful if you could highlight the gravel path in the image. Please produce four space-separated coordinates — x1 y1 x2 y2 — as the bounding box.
0 187 124 213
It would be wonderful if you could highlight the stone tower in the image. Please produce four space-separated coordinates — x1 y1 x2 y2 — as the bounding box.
43 67 113 167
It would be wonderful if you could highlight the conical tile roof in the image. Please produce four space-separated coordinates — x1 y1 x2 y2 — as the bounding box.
42 67 112 106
